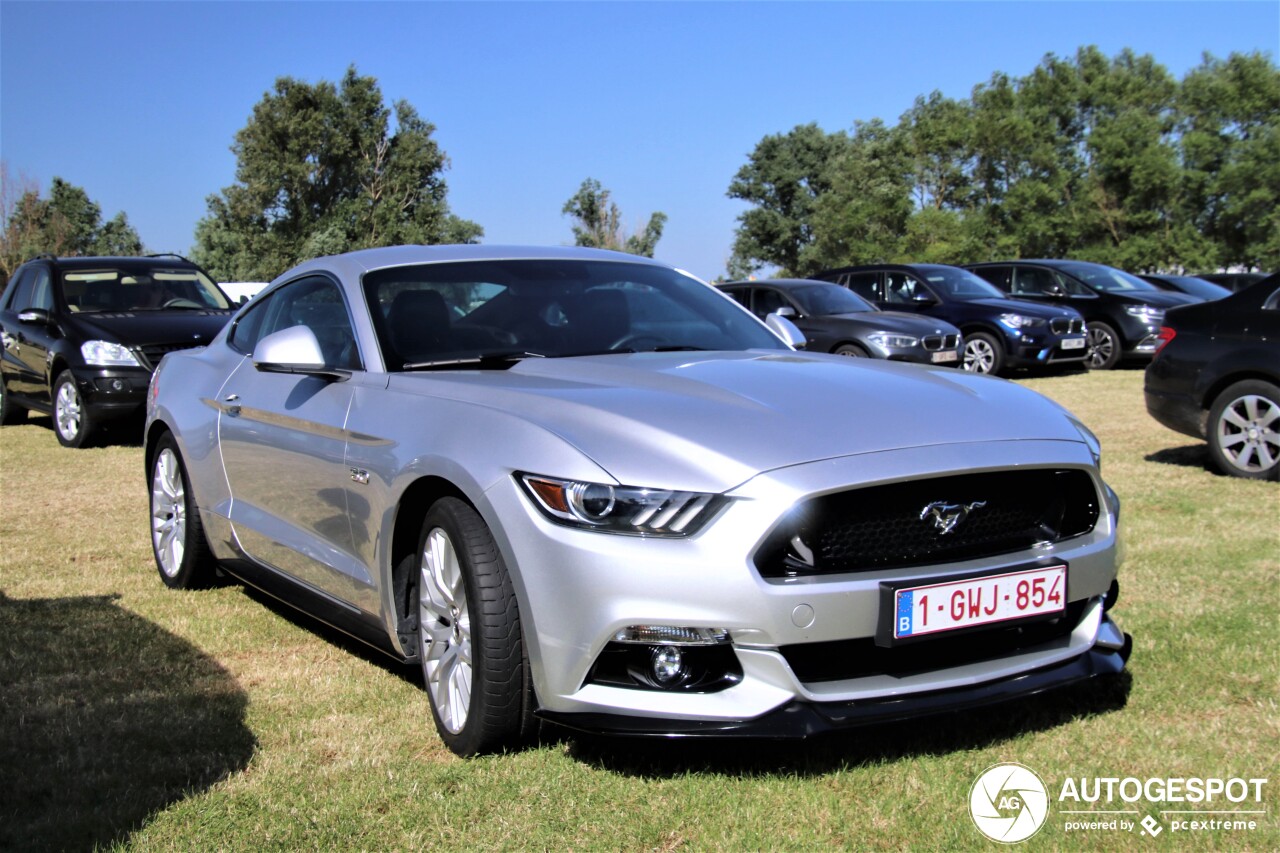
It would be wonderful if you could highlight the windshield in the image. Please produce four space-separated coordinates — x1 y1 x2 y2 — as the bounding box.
918 266 1006 301
793 284 877 315
1057 263 1158 293
363 259 788 369
1160 276 1230 301
60 267 231 312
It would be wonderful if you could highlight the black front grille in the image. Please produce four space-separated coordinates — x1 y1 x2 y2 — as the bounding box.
780 599 1087 682
922 334 960 351
756 469 1100 578
138 343 203 371
1051 317 1085 335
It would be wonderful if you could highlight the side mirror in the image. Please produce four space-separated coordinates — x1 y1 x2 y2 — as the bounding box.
774 306 798 319
765 313 807 350
252 325 349 382
912 293 937 305
1044 284 1066 297
17 308 51 324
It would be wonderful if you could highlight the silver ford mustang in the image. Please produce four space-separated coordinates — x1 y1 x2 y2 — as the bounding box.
145 245 1131 756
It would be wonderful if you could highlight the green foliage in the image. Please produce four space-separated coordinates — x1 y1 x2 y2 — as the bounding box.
193 67 481 282
0 172 143 281
729 48 1280 276
562 178 667 257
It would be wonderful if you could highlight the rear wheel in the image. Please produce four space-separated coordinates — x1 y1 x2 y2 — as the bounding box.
1207 380 1280 480
962 332 1004 375
53 370 97 448
150 433 217 588
0 376 26 425
416 497 534 756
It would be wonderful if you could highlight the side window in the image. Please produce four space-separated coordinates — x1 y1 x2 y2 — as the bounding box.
1012 267 1055 296
1263 287 1280 312
842 272 880 301
229 277 361 369
28 268 54 311
972 266 1011 291
753 288 788 319
3 267 35 311
885 272 923 305
723 288 752 310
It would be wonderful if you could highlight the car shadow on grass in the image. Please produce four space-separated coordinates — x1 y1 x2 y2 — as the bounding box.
1145 442 1214 473
562 672 1132 778
0 591 256 850
21 413 145 448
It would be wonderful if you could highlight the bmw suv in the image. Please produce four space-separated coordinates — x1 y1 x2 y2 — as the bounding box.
814 264 1087 376
964 260 1201 370
0 254 235 447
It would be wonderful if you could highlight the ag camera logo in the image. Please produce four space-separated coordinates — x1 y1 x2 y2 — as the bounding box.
970 763 1050 843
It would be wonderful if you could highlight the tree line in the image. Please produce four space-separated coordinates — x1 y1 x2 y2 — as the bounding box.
728 47 1279 277
3 49 1275 286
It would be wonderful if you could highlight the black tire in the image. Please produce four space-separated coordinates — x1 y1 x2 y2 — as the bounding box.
0 375 26 425
149 433 218 588
1085 321 1122 370
833 343 869 357
52 370 97 448
416 497 535 756
962 332 1005 376
1206 380 1280 481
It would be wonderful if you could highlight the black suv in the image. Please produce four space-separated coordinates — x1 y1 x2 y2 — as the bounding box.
964 260 1201 370
0 255 235 447
813 264 1087 376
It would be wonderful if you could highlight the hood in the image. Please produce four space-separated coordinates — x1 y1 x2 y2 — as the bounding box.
964 297 1078 319
1111 290 1200 309
391 351 1085 492
67 310 234 347
847 311 959 335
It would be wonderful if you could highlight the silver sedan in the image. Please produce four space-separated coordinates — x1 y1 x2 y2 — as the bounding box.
146 245 1130 756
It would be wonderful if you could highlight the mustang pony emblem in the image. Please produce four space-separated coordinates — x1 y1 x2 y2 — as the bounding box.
920 500 987 535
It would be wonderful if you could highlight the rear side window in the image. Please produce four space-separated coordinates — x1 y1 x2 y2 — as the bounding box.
971 266 1011 290
841 271 881 301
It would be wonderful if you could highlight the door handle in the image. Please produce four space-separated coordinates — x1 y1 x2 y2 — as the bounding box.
223 393 241 416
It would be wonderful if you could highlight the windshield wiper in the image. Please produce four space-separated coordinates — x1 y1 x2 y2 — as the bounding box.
402 351 546 371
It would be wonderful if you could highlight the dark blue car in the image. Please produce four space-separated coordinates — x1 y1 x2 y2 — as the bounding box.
813 264 1088 376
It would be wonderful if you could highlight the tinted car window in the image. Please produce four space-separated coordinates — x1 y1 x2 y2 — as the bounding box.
753 288 789 317
918 267 1005 301
841 271 880 301
4 267 37 310
970 265 1011 290
363 260 786 368
793 284 875 315
1055 263 1157 293
230 276 360 369
884 272 928 305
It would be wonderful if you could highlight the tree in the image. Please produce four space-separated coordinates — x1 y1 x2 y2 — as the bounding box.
1 168 143 282
727 123 849 276
561 178 667 257
193 66 481 281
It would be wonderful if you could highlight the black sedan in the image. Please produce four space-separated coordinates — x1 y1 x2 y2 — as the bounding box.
718 279 962 366
1145 275 1280 480
1139 273 1231 302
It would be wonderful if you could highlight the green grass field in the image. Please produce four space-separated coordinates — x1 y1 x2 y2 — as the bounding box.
1 369 1275 850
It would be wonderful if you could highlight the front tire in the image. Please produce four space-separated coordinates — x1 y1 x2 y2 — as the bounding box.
1207 380 1280 480
53 370 97 448
1085 322 1121 370
962 332 1004 375
150 433 218 588
833 343 869 357
417 498 534 756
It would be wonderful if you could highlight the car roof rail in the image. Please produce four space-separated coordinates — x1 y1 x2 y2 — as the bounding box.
146 253 194 263
24 253 57 263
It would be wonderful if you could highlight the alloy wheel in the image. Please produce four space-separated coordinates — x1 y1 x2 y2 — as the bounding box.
1216 393 1280 474
151 448 187 577
1086 327 1114 369
964 339 995 373
55 380 82 442
419 527 473 734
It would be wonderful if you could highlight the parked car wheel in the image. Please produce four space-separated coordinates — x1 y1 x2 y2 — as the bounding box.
53 370 97 448
150 433 218 588
1086 322 1121 370
0 377 26 425
1207 380 1280 480
962 332 1004 375
833 343 869 357
417 497 533 756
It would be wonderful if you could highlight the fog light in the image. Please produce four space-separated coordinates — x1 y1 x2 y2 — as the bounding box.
650 645 685 686
111 378 127 391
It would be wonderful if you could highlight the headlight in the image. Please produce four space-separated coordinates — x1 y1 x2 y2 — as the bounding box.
518 473 725 536
1069 417 1103 468
81 340 141 367
1123 304 1165 322
867 333 920 349
998 313 1046 329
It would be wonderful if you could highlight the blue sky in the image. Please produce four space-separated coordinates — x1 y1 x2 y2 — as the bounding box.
2 1 1277 281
